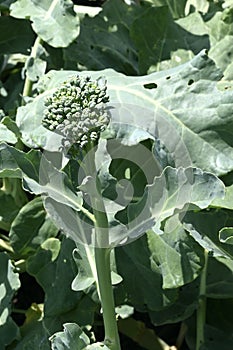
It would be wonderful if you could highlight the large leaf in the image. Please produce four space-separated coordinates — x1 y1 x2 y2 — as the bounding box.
34 52 233 175
10 0 80 48
0 252 20 349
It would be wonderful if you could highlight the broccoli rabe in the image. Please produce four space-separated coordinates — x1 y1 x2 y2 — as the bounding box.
42 75 110 151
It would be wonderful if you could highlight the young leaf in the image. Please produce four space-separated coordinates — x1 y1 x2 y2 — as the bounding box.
50 323 90 350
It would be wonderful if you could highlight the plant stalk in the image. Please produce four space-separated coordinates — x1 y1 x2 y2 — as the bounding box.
196 249 208 350
95 247 121 350
83 143 121 350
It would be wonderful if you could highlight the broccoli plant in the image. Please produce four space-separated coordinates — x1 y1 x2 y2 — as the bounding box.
1 1 233 350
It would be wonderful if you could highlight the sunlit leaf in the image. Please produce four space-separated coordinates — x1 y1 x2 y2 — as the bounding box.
10 0 80 48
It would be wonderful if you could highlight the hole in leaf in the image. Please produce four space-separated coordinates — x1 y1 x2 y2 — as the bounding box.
188 79 194 86
166 76 171 80
144 83 157 89
90 45 94 50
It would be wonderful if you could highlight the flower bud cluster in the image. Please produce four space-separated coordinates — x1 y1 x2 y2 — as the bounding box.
42 75 110 149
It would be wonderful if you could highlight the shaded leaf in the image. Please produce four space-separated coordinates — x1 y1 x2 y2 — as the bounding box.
149 278 199 325
184 210 233 259
63 0 139 74
206 256 233 298
118 317 170 350
9 197 59 259
0 16 35 54
130 6 209 73
0 189 20 231
10 0 80 48
27 237 82 318
115 235 178 311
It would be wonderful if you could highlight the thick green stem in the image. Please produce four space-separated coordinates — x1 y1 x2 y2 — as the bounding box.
83 143 121 349
196 249 208 350
95 247 121 350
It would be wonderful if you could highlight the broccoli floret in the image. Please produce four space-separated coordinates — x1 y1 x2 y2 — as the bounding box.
42 75 110 153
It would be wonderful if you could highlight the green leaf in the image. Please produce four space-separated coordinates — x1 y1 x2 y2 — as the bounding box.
2 116 21 139
15 95 63 149
50 323 90 350
13 303 50 350
63 0 140 75
212 184 233 209
0 123 17 144
148 278 199 325
0 189 20 231
207 257 233 298
116 166 224 244
10 0 80 48
115 235 178 311
142 0 187 18
0 252 20 348
0 16 35 54
130 6 209 73
9 197 59 259
115 305 134 319
0 144 84 218
27 237 82 318
23 43 47 82
37 51 233 175
147 215 204 289
84 344 110 350
184 210 233 259
71 245 96 292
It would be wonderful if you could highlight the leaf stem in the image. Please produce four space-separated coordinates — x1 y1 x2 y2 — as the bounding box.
22 36 43 101
196 249 208 350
